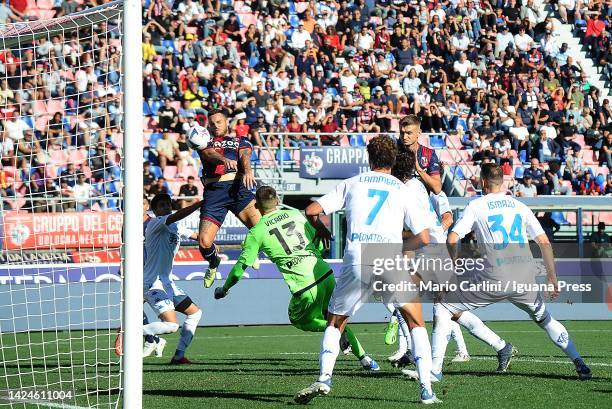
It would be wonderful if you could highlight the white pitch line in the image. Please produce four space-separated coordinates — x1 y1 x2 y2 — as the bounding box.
0 398 90 409
198 328 612 340
468 356 612 368
224 352 612 368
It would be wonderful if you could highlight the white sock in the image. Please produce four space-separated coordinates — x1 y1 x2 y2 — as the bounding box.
384 303 396 314
457 312 506 352
450 321 468 355
411 326 433 392
175 309 202 359
143 321 179 336
318 326 341 383
431 304 452 373
397 311 411 353
540 317 580 361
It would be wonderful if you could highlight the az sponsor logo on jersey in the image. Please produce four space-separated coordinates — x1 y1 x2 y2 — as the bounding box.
211 139 239 149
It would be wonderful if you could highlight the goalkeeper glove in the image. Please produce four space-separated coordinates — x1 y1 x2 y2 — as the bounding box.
214 287 227 299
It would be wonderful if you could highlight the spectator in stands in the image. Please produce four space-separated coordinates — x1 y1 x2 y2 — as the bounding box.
516 174 538 197
59 180 76 212
178 176 199 208
523 158 546 194
143 161 157 194
155 130 179 171
59 163 78 187
0 2 22 24
579 171 602 195
538 212 560 242
589 222 611 257
599 132 611 169
535 128 561 163
556 115 582 159
73 174 101 211
149 176 170 196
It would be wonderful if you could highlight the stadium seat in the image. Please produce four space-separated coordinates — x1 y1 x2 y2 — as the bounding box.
514 166 525 179
349 134 366 147
150 100 163 116
250 149 260 166
163 166 178 180
295 1 309 12
275 149 292 165
150 165 163 179
68 148 87 166
448 165 466 180
149 133 163 147
429 134 446 149
37 0 54 10
551 211 569 225
289 14 300 28
445 133 462 148
291 149 301 165
46 99 65 115
582 150 597 165
418 134 430 147
183 165 198 179
438 149 454 165
258 149 275 168
143 101 153 116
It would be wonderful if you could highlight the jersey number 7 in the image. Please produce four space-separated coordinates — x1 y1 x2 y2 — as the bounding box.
270 221 306 255
366 189 389 225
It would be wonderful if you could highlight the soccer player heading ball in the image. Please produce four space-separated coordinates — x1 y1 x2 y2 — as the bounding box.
190 108 261 287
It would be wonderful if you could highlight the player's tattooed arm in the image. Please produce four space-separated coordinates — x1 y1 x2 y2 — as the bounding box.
239 148 256 189
200 149 238 170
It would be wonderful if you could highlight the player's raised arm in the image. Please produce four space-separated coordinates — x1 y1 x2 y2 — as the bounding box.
215 230 262 299
305 201 333 249
165 198 202 225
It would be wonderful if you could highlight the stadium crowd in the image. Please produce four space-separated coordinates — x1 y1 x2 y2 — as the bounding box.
1 0 612 215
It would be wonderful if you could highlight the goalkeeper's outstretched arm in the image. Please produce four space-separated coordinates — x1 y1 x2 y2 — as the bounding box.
215 230 262 299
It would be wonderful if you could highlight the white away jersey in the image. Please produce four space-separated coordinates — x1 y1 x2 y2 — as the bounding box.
317 171 432 265
429 191 451 218
405 178 446 244
143 215 193 289
452 192 545 244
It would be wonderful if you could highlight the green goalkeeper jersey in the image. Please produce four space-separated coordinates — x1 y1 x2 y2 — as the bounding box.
224 208 331 294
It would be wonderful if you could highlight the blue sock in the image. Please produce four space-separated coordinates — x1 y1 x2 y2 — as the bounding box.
143 312 159 344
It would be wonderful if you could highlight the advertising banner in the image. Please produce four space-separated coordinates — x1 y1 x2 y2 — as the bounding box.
299 146 369 179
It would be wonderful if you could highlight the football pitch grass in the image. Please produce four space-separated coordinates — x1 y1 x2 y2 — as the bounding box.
1 320 611 408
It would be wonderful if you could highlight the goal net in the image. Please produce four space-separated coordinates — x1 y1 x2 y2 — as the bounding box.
0 1 134 407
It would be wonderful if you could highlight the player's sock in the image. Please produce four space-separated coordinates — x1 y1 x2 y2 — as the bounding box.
143 321 179 336
384 302 396 314
540 316 580 360
174 309 202 359
457 312 506 352
450 321 468 355
411 326 433 392
200 244 220 266
397 311 412 353
343 326 366 359
318 326 341 383
143 313 159 344
431 304 453 373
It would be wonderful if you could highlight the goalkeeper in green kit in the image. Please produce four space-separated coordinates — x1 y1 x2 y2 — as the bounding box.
214 186 379 370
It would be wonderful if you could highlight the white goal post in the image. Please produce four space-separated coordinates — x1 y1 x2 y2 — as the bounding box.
0 1 143 408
